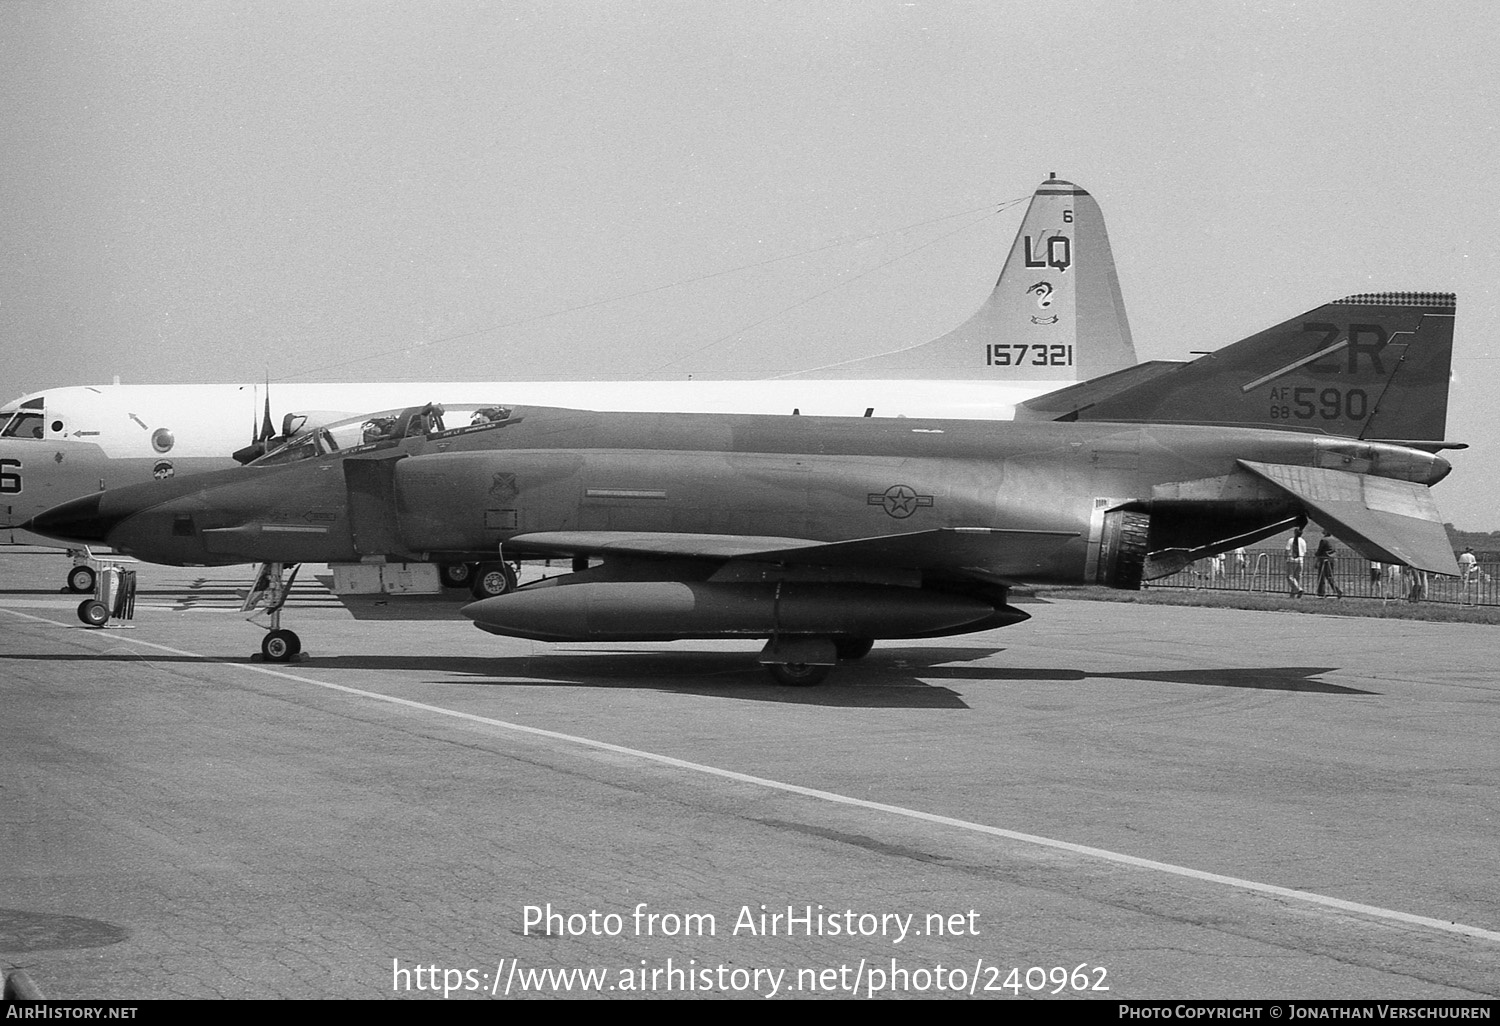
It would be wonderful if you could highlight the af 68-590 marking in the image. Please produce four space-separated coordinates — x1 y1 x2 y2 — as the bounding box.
1267 386 1369 421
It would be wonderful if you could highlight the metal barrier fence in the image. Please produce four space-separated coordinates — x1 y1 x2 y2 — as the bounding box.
1145 551 1499 606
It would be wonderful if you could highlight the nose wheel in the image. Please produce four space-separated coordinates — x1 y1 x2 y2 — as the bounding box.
261 629 302 662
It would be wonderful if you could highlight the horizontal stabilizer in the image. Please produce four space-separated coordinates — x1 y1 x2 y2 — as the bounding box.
510 527 1078 575
1238 461 1459 576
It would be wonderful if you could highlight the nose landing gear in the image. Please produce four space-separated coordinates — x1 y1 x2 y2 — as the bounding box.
245 562 304 663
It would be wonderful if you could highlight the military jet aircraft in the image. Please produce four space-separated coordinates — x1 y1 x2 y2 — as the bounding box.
8 285 1458 626
2 174 1135 592
28 374 1460 683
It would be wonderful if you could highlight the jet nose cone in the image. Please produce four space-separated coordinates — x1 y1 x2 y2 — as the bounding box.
25 493 119 544
1430 454 1452 485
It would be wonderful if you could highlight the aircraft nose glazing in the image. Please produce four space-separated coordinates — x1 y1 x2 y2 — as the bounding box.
25 493 123 544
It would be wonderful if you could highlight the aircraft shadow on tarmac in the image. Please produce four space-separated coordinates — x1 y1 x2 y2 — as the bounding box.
285 650 1375 701
940 664 1373 694
10 644 1371 703
301 649 995 709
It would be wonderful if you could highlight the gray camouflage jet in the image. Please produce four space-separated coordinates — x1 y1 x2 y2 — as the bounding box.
28 360 1460 682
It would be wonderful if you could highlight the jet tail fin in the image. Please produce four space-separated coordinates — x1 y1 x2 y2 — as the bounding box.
1025 292 1456 439
798 176 1136 381
1239 460 1459 576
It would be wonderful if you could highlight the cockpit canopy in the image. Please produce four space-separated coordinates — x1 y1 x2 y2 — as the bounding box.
0 398 45 439
251 403 514 466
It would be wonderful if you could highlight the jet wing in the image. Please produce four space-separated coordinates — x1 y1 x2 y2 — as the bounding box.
1238 461 1460 576
510 531 825 560
750 527 1078 574
509 527 1078 576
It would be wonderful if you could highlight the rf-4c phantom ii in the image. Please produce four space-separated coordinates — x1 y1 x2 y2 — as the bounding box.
27 295 1462 684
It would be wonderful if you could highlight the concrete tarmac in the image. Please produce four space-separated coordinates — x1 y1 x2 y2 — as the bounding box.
1 548 1496 1000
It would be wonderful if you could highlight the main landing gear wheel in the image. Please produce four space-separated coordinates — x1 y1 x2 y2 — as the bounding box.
834 637 874 660
67 565 97 594
438 563 474 589
261 629 301 662
766 662 831 687
77 599 109 627
470 562 518 599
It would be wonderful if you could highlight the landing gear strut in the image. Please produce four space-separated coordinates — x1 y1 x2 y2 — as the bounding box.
244 562 303 662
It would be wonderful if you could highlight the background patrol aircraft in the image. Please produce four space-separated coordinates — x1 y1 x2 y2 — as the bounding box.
1 175 1134 589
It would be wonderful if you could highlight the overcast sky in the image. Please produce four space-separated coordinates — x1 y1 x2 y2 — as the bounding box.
3 1 1497 527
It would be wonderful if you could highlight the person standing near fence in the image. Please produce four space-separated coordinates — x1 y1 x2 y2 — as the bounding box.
1459 547 1479 601
1383 563 1401 599
1286 527 1307 598
1405 564 1426 602
1314 535 1344 599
